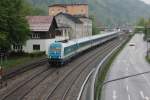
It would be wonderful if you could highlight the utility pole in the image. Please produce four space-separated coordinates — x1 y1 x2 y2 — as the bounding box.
145 25 150 57
0 52 4 88
0 50 7 88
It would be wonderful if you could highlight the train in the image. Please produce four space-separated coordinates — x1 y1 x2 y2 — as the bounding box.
48 31 120 65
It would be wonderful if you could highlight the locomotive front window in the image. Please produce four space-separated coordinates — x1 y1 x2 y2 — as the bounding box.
50 44 61 52
50 48 61 52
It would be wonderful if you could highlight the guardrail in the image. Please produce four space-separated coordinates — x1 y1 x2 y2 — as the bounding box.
77 68 95 100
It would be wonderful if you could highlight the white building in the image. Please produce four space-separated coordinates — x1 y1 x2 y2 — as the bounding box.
13 16 60 54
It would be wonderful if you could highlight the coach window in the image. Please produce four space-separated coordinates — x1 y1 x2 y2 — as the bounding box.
33 45 40 51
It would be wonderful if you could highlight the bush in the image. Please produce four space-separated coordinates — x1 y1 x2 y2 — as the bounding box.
28 51 45 58
8 51 45 58
9 51 28 57
146 55 150 63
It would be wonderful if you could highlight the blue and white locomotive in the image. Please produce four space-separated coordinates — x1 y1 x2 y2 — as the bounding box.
48 31 120 65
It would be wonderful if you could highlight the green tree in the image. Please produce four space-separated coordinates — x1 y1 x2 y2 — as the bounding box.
89 15 100 35
0 0 30 51
137 17 146 26
135 17 150 40
23 1 47 16
145 18 150 39
135 17 146 33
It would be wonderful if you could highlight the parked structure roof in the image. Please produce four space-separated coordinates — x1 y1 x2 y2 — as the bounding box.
74 15 89 19
57 23 71 28
26 16 54 32
56 12 83 24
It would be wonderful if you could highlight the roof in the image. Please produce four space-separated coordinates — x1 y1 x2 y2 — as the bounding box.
57 23 71 28
61 31 119 48
49 3 88 7
26 16 54 32
74 15 89 18
56 13 83 24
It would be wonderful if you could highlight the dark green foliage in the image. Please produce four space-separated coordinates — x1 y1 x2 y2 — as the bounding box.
146 55 150 63
135 17 150 40
89 15 100 35
134 17 146 33
0 0 30 51
24 1 47 15
28 51 46 57
9 51 45 58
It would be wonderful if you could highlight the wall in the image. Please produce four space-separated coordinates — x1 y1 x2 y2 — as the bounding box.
23 39 55 55
66 5 88 17
49 6 66 16
79 18 92 37
55 14 92 39
55 14 77 39
48 5 88 17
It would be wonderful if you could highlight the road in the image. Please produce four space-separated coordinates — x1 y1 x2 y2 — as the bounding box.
101 34 150 100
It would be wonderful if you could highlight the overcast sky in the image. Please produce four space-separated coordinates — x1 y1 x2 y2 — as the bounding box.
140 0 150 4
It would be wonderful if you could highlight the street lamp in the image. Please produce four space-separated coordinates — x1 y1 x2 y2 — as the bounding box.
147 38 150 57
145 25 150 57
145 25 148 56
0 49 7 88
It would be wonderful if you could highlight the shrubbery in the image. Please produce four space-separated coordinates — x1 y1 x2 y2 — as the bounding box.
28 52 45 57
9 51 45 58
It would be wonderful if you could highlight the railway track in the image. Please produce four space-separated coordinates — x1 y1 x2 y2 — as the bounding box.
22 38 121 100
46 38 122 100
4 58 48 79
0 35 128 100
20 38 122 100
0 65 57 100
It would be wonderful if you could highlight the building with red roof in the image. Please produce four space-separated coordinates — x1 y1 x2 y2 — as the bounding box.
13 16 60 54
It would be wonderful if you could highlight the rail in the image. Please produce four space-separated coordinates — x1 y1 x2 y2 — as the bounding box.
3 57 48 79
77 68 95 100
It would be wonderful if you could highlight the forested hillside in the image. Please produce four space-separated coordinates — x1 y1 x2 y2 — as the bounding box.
27 0 150 25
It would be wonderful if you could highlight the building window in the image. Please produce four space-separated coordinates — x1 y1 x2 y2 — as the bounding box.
32 33 40 39
33 45 40 51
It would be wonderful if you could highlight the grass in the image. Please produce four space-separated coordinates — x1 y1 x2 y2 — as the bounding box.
146 55 150 63
0 55 46 70
95 35 133 100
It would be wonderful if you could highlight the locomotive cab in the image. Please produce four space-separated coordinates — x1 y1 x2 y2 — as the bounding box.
48 42 62 65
